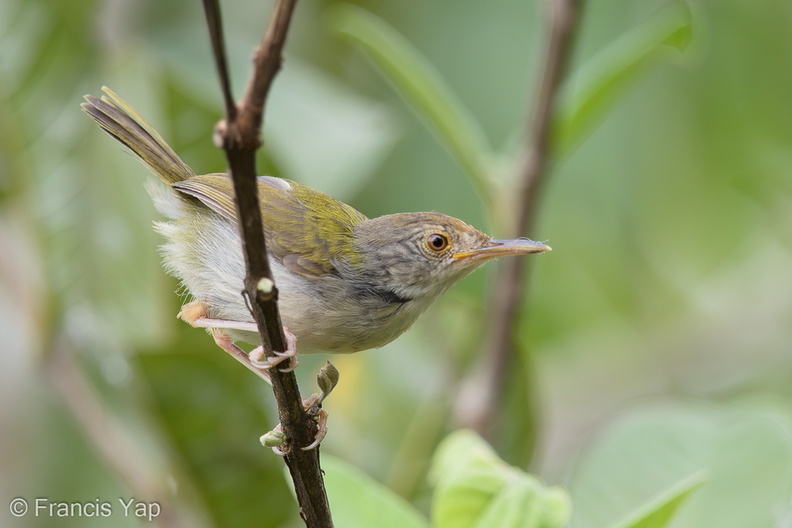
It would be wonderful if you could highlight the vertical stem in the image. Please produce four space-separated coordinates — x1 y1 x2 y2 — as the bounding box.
455 0 584 462
201 0 332 525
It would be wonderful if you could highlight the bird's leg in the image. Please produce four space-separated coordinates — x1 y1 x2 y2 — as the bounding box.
178 300 295 376
179 301 298 372
209 328 272 385
178 301 259 332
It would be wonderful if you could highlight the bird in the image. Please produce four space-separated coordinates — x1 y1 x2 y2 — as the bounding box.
81 87 550 377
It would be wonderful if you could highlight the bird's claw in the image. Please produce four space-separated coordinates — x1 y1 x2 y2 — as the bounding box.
301 407 328 451
262 392 330 456
248 328 299 372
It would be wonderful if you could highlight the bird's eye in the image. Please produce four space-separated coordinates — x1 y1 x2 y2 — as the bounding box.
425 233 450 253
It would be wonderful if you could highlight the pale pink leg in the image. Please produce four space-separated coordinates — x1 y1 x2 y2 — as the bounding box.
209 328 272 385
178 301 298 378
178 301 258 332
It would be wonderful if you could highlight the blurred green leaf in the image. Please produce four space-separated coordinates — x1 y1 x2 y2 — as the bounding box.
610 471 707 528
136 346 294 528
569 403 792 528
552 1 693 155
430 429 510 526
322 454 429 528
473 478 542 528
328 4 494 207
430 430 571 528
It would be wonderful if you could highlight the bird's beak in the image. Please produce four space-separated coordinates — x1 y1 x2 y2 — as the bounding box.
452 238 551 262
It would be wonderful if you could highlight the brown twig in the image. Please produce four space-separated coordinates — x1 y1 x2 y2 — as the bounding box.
201 0 333 526
456 0 583 453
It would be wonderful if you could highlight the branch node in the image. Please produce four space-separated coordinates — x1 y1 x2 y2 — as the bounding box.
257 277 276 298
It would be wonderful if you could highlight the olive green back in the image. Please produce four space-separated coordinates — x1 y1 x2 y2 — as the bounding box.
173 175 368 277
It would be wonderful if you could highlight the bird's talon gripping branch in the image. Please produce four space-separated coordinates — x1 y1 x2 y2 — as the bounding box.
248 327 298 372
264 363 338 454
301 407 328 451
260 393 328 455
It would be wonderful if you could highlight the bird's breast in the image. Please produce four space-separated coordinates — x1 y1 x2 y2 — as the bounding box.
272 264 427 354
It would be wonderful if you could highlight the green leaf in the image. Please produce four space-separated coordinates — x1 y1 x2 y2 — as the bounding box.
322 454 430 528
430 430 571 528
430 429 510 527
552 1 693 156
609 471 707 528
431 428 507 484
473 477 542 528
568 403 792 528
328 4 494 207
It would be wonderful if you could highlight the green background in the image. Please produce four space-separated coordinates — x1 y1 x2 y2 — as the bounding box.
1 0 791 526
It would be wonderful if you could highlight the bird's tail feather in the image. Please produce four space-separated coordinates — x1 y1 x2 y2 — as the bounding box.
81 86 195 184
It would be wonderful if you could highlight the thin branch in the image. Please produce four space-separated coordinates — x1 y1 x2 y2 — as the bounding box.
456 0 583 448
203 0 236 120
201 1 333 526
235 0 299 149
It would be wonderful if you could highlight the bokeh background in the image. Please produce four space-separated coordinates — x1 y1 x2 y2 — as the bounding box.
2 0 792 526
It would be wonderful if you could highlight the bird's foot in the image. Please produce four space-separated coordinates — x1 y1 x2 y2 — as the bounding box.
260 394 329 456
300 393 329 451
259 362 339 455
248 328 299 373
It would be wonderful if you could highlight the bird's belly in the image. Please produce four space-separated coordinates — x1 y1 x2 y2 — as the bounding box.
224 300 418 355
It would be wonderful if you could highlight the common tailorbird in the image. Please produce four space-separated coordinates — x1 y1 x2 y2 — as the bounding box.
81 87 550 371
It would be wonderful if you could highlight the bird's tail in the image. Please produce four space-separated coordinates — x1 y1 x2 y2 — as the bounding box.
81 87 195 184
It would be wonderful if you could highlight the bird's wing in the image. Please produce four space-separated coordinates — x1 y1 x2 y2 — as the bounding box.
172 174 368 277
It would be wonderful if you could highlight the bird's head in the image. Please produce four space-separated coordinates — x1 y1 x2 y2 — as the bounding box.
347 212 550 303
